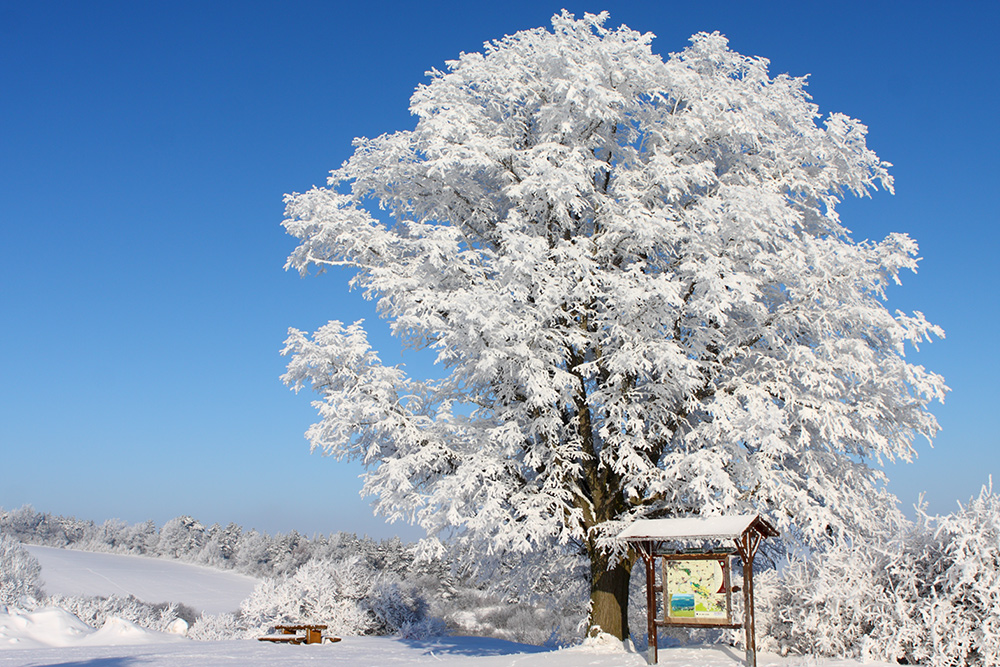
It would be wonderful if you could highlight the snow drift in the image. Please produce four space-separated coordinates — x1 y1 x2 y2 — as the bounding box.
0 606 187 650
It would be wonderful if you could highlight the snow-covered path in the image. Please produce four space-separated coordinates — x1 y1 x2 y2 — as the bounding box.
24 545 259 614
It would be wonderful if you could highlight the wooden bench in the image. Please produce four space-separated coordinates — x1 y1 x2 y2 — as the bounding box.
258 634 303 645
257 624 341 645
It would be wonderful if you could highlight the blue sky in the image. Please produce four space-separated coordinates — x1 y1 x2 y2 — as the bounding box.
1 1 997 540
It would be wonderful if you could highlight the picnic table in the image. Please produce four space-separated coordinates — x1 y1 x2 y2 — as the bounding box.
258 624 341 645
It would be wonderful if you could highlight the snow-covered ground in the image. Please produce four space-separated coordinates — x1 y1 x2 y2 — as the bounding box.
24 545 259 614
0 606 640 665
0 606 902 667
0 608 890 667
2 546 898 667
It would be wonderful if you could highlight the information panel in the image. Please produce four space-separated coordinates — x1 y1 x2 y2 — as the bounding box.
665 558 729 620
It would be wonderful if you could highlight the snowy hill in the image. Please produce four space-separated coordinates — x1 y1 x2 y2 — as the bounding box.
24 545 259 614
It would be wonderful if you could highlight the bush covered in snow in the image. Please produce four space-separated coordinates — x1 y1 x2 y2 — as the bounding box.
758 481 1000 667
187 611 245 641
426 547 593 647
439 587 574 646
0 532 43 607
238 557 443 638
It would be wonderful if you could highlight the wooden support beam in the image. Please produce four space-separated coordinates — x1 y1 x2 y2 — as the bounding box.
735 531 762 667
642 541 658 665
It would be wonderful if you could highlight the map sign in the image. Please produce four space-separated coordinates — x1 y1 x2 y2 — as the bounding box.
665 558 728 620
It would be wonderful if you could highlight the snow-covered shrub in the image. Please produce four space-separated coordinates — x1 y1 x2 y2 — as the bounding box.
240 558 373 633
394 614 448 640
365 576 426 633
366 577 446 640
912 484 1000 667
187 612 248 640
0 532 43 607
758 482 1000 667
239 556 438 637
428 547 591 647
442 589 537 643
435 583 584 647
756 540 887 658
45 593 191 633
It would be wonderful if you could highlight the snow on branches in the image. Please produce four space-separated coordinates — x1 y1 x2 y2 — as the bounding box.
0 533 42 607
281 11 946 638
758 482 1000 667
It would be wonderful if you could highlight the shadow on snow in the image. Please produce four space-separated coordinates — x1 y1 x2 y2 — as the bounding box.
24 659 139 667
399 635 550 657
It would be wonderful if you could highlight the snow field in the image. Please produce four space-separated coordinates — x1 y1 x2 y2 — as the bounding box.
24 545 259 615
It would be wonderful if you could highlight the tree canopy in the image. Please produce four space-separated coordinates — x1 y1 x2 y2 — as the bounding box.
281 11 946 639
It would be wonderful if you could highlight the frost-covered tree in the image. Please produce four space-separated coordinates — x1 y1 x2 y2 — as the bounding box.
281 11 946 640
158 515 206 560
0 532 43 607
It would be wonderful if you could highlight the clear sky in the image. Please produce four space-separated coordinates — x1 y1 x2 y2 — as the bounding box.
1 1 997 540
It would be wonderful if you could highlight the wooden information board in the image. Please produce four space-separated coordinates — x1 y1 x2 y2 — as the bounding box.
618 514 779 667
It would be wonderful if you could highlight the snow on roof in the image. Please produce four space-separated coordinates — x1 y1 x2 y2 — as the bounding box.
617 513 778 541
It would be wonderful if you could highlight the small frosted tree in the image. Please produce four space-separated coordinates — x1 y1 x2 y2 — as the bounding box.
0 533 43 607
281 12 946 640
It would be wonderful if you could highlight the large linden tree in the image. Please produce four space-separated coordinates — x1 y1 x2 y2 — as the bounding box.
281 12 946 639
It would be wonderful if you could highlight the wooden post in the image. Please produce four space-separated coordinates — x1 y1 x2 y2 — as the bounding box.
742 551 754 667
723 555 733 625
642 541 658 665
735 531 762 667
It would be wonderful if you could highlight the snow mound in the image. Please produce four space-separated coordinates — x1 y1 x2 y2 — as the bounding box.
166 617 189 635
0 606 186 650
0 606 93 649
576 631 630 653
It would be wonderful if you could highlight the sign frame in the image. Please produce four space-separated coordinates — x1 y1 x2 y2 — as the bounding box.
661 551 734 627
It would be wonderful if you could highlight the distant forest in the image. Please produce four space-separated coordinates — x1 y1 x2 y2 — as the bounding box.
0 504 420 580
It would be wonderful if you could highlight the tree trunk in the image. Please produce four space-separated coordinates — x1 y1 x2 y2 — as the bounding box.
587 546 634 641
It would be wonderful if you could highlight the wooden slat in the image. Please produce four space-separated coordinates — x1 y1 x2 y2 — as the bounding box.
656 620 744 629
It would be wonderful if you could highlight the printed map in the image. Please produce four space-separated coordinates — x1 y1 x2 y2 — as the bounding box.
666 559 728 619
